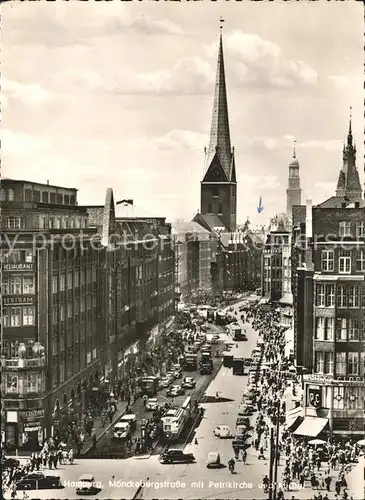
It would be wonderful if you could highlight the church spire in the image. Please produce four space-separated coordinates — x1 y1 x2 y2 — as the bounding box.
206 22 232 179
347 106 353 146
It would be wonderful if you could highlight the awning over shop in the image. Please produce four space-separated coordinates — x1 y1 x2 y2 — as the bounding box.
285 406 304 432
279 293 293 305
293 417 329 437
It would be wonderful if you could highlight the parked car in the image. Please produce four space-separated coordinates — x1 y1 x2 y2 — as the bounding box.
166 372 176 382
2 457 20 469
236 416 250 428
206 451 222 469
213 425 232 438
159 377 171 389
76 474 98 495
16 473 62 490
159 449 195 464
182 377 196 389
167 385 185 397
146 398 159 411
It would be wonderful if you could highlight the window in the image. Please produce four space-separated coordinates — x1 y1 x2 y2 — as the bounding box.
218 203 223 214
337 285 347 308
333 385 344 409
60 274 65 291
55 217 61 229
60 304 65 321
70 195 76 205
62 218 68 229
26 374 38 393
348 352 359 375
49 218 54 229
356 250 365 272
356 222 364 238
67 301 72 318
10 276 21 295
74 299 79 316
316 284 325 306
23 307 35 325
339 221 352 237
64 194 70 205
326 284 335 307
321 250 334 271
2 278 9 295
6 375 18 393
67 272 72 289
348 319 360 341
338 249 351 274
57 194 63 204
335 352 346 376
87 295 91 310
2 308 10 327
315 317 325 340
212 187 218 197
315 351 324 373
92 267 97 282
24 188 32 202
0 188 6 201
11 307 21 327
324 352 334 375
80 297 85 312
52 275 58 293
337 318 347 341
33 190 40 202
52 305 57 325
50 192 56 204
60 362 65 383
6 217 24 229
324 317 334 340
207 203 213 213
42 191 49 203
361 353 365 377
23 276 35 295
348 285 360 308
74 271 79 288
8 188 15 201
80 271 85 286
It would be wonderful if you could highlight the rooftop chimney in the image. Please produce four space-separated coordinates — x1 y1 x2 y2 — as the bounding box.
47 180 49 185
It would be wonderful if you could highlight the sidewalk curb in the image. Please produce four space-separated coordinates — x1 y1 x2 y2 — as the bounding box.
81 404 129 456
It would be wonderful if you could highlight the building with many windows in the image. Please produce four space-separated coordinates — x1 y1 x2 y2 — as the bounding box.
291 118 364 438
1 180 174 450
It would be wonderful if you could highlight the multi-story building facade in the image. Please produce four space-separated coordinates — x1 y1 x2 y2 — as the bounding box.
262 214 291 302
291 119 365 438
171 222 215 300
1 181 174 450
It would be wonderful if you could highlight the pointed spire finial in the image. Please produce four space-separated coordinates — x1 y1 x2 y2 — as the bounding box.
219 17 225 32
293 139 296 159
347 106 353 146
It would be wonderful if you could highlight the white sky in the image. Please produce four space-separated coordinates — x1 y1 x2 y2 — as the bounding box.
2 1 364 226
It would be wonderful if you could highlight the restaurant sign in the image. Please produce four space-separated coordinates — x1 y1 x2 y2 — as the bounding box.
20 409 45 422
3 296 34 306
3 263 34 272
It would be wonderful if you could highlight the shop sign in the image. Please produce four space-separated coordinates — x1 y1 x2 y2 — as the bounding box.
3 295 34 306
3 263 34 272
20 409 45 422
307 387 322 408
24 422 42 432
304 374 333 384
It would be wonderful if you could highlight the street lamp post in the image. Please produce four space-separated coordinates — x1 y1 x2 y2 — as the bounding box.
268 427 275 500
272 400 281 500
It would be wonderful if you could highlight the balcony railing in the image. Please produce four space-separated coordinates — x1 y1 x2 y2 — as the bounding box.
1 357 46 369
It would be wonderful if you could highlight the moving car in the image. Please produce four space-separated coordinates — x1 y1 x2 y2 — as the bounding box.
159 449 195 464
76 474 98 495
159 377 171 389
167 385 185 397
119 414 137 431
166 372 177 382
172 364 183 379
213 425 232 438
207 451 222 469
182 377 196 389
113 422 130 439
16 472 62 490
146 398 159 411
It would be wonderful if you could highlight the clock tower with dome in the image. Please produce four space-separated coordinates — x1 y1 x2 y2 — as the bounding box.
200 28 237 232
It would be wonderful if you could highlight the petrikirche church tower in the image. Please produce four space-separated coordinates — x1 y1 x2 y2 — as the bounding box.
286 141 302 217
200 26 237 232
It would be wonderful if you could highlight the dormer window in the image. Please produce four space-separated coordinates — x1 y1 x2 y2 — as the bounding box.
339 221 351 237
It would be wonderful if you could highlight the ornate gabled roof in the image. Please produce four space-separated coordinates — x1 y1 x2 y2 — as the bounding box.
205 33 233 181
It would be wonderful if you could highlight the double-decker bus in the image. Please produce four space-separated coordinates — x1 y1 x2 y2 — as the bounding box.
184 353 198 371
161 396 192 441
139 376 159 397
